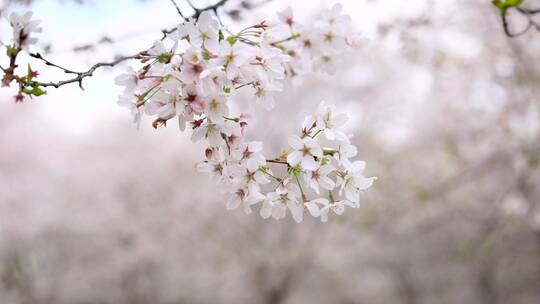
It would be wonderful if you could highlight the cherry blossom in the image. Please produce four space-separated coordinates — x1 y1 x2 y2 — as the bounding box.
9 12 41 49
337 161 376 207
110 3 377 223
113 4 375 223
318 199 356 222
4 4 376 223
304 164 336 194
226 186 265 214
260 180 303 223
287 135 323 171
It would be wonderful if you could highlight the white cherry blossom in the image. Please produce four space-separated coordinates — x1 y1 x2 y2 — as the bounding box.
206 94 229 121
318 199 356 222
108 3 375 223
260 180 303 223
337 160 376 206
9 12 41 48
226 186 265 214
7 4 375 223
315 101 349 140
287 135 323 171
304 164 336 194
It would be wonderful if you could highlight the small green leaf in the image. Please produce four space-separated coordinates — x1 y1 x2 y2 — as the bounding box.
506 0 524 6
23 86 47 96
492 0 524 14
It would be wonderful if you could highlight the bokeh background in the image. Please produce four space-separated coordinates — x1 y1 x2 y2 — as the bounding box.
1 0 540 303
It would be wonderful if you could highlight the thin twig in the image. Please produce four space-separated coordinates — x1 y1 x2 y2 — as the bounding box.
7 0 233 91
501 12 531 37
25 54 139 89
168 0 186 19
187 0 229 19
267 159 289 166
30 53 80 75
500 6 540 38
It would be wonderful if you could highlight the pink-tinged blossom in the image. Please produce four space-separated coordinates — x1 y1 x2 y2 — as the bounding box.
109 4 374 222
9 12 41 48
206 94 229 122
304 164 336 194
287 135 323 171
114 67 139 93
318 199 356 222
337 160 376 206
226 186 265 214
191 121 223 147
260 180 303 223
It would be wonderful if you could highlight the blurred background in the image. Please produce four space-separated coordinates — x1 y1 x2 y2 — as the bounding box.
1 0 540 303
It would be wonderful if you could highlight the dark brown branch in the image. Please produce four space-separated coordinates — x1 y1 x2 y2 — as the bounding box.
266 159 289 166
168 0 186 19
161 27 177 40
270 34 299 47
521 7 540 14
501 11 532 37
6 0 232 93
500 6 540 38
29 53 80 75
25 54 139 90
187 0 229 19
517 7 540 31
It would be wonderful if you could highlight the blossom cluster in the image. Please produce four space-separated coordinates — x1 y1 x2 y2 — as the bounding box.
3 12 43 100
114 4 375 222
199 101 376 223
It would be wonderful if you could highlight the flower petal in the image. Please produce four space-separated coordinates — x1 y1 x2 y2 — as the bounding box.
287 151 302 166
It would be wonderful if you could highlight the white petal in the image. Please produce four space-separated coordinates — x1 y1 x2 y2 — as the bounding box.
288 135 304 149
305 202 320 217
287 151 302 166
301 156 318 171
332 203 345 215
345 186 359 203
242 201 252 214
249 141 263 152
260 201 273 219
333 113 348 127
226 197 241 210
357 176 376 190
191 128 205 142
320 176 335 191
351 160 366 173
324 129 335 141
287 202 304 223
311 145 323 158
272 204 287 220
319 207 329 222
247 190 265 204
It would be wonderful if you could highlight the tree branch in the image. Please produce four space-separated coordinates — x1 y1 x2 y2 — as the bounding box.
29 52 80 75
25 54 140 90
5 0 233 93
500 6 540 38
168 0 186 19
186 0 229 19
266 159 289 166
